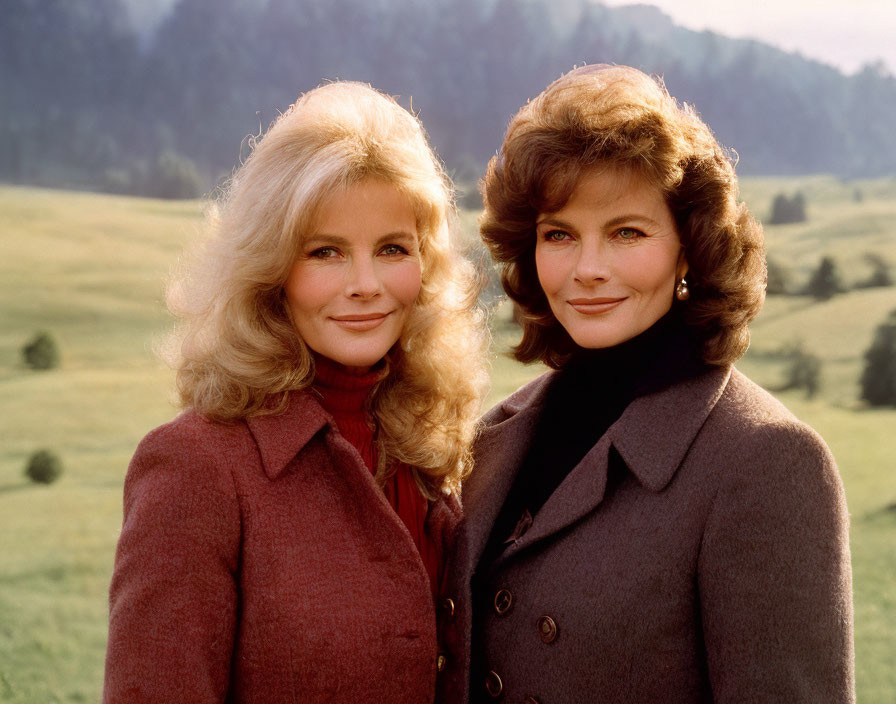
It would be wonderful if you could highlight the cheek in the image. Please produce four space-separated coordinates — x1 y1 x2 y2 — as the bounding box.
629 245 680 296
284 263 327 318
389 261 423 306
534 247 564 296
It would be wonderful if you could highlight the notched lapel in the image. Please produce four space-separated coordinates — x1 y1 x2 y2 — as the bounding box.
246 391 331 481
496 432 612 566
494 366 732 565
461 405 543 574
611 366 730 492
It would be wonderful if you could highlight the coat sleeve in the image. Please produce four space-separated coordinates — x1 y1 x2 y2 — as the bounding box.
103 422 241 703
697 420 855 702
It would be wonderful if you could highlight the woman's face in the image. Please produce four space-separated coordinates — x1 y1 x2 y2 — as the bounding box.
535 165 688 349
285 179 422 373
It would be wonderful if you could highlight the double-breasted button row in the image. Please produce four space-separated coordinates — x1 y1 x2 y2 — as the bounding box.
494 588 512 615
485 669 503 697
537 615 558 643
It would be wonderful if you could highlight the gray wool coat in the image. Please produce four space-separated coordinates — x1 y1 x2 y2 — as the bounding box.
437 365 854 704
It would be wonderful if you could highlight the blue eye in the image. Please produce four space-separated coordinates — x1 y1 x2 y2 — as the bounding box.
543 229 571 242
616 228 644 242
381 244 409 256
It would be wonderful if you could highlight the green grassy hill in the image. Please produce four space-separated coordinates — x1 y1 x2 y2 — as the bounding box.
0 181 894 702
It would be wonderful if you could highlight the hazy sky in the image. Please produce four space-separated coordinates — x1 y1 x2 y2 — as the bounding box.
599 0 896 75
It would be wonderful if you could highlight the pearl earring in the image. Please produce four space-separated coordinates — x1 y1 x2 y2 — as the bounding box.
675 278 690 301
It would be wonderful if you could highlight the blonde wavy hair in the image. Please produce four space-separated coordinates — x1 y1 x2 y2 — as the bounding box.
481 64 766 368
163 81 488 494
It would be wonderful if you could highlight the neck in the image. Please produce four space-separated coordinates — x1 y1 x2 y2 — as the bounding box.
557 307 704 401
312 355 384 415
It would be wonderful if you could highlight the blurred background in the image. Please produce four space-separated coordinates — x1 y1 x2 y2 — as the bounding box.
1 0 894 701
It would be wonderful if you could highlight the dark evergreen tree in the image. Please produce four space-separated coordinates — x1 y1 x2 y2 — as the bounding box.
860 310 896 406
805 256 844 300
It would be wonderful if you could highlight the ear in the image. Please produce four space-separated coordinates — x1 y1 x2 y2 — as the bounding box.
676 248 689 281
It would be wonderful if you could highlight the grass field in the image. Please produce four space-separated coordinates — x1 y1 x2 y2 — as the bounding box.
1 180 895 702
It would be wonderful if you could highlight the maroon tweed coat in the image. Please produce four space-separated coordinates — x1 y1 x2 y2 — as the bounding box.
438 366 854 703
104 390 459 703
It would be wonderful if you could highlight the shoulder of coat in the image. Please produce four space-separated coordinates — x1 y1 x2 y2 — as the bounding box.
708 366 835 469
480 369 556 427
135 409 251 466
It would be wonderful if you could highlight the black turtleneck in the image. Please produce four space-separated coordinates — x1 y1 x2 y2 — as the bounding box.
477 307 706 570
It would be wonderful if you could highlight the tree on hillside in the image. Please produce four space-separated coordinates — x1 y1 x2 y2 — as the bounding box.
857 252 893 289
768 191 807 224
805 256 844 301
780 341 822 399
860 309 896 407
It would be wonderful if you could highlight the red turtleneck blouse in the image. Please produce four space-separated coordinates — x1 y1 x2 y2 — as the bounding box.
312 357 442 596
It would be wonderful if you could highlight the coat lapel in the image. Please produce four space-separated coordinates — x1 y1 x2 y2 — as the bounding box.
459 374 554 575
496 365 732 563
245 391 331 480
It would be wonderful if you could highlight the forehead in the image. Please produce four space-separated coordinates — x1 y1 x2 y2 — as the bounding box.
306 179 418 237
545 164 668 218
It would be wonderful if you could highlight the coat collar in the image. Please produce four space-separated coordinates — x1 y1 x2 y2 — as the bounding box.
245 390 332 480
462 365 732 569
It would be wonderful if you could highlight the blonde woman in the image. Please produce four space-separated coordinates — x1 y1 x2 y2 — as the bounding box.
103 82 487 703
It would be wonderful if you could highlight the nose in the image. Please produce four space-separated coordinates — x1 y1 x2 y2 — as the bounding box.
573 235 609 283
344 256 382 299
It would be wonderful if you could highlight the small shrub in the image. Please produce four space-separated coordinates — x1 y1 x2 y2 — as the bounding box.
768 191 807 225
22 331 60 370
25 449 63 484
860 309 896 407
805 256 844 301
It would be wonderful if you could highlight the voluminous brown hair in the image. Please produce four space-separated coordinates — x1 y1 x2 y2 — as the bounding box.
480 64 766 368
162 81 488 494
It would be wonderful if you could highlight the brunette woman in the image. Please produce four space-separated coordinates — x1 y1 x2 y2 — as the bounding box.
441 65 854 703
103 81 487 703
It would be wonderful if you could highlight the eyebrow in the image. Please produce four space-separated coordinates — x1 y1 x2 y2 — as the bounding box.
535 216 575 229
302 231 417 248
535 214 663 229
603 214 663 229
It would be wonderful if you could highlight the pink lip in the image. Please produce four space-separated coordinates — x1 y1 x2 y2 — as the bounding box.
330 313 390 331
568 297 626 314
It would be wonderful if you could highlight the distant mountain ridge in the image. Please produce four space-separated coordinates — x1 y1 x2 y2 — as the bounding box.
2 0 894 194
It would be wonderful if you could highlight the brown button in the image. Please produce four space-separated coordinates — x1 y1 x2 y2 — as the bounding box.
525 698 542 704
494 588 513 615
537 615 558 643
485 670 503 697
437 654 447 672
440 597 455 617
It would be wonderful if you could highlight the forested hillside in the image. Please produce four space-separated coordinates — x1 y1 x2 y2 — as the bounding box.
3 0 896 195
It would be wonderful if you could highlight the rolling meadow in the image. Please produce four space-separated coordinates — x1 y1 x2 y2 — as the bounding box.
1 178 895 702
